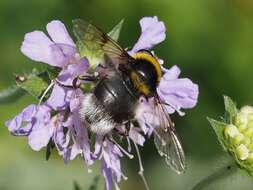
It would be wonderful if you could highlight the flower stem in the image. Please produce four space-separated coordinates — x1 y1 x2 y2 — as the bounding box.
191 161 238 190
133 142 150 190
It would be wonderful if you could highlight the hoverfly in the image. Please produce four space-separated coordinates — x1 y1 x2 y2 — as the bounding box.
73 19 186 174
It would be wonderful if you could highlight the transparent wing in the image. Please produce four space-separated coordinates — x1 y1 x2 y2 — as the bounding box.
73 19 133 69
152 98 186 174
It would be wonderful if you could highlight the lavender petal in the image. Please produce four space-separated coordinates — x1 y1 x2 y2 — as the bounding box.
130 16 166 54
46 20 75 46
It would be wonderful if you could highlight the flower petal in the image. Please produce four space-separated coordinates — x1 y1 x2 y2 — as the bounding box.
70 143 82 160
136 97 171 135
11 124 33 136
130 16 166 54
28 122 51 151
21 31 71 67
21 31 54 64
102 159 113 190
46 83 74 110
73 111 93 165
5 112 23 132
162 65 181 80
69 89 83 112
5 104 37 132
46 20 75 46
94 135 103 157
28 106 52 151
129 126 145 146
157 66 199 113
57 57 89 86
49 43 77 67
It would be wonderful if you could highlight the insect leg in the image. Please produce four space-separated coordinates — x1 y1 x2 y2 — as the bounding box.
78 75 100 82
55 73 100 89
55 79 78 89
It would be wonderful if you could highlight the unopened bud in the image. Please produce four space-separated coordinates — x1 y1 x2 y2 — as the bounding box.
241 106 253 115
247 153 253 162
233 133 244 145
247 121 253 129
248 113 253 122
244 127 253 138
235 112 248 126
242 137 251 146
248 143 253 151
236 144 249 160
238 124 247 132
224 124 239 138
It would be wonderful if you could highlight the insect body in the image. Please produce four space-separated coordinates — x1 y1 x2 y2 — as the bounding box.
74 19 186 174
80 51 161 134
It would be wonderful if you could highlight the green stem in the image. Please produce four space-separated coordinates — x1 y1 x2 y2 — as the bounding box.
191 161 238 190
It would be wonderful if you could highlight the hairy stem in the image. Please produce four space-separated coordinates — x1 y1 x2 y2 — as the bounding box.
191 161 238 190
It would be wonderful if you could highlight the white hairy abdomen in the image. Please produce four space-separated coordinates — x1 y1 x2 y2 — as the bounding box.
79 93 116 135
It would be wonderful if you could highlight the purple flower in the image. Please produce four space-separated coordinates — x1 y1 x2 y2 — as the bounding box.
62 89 93 165
21 20 89 110
5 104 53 151
157 65 199 115
129 124 145 146
135 97 160 136
94 136 126 190
5 104 37 136
129 16 166 55
129 16 199 133
102 159 113 190
21 21 75 66
6 17 199 190
5 90 92 165
6 20 92 157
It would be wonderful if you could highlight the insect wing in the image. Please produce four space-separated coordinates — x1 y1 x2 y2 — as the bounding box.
153 99 186 174
72 19 131 70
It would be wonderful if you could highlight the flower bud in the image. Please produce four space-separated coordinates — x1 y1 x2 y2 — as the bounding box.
233 133 244 145
248 113 253 122
235 112 248 126
248 143 253 151
241 106 253 115
247 153 253 162
242 137 251 146
236 144 249 160
238 124 247 132
224 124 239 138
244 127 253 138
247 121 253 129
209 97 253 176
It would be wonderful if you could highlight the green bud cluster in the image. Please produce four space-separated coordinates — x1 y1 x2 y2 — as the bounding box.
224 106 253 173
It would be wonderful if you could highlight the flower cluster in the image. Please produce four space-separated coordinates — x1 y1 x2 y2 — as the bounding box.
209 96 253 176
225 106 253 167
5 17 199 189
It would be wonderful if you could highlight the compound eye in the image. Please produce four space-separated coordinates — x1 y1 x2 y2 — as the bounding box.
137 49 154 56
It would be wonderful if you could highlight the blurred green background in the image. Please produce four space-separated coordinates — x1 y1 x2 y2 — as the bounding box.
1 0 253 189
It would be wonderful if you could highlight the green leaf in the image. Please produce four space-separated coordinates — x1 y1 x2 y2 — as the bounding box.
108 19 124 41
224 95 238 123
207 117 228 151
17 72 50 99
46 65 61 80
0 85 25 104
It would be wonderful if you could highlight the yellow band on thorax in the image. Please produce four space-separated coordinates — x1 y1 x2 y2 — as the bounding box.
132 52 162 82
